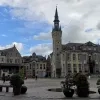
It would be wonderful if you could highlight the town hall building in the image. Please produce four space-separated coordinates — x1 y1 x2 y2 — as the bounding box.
51 7 100 78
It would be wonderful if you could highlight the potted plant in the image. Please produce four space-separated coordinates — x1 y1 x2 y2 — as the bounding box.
61 74 74 97
96 79 100 94
10 74 24 95
75 74 89 97
21 86 27 94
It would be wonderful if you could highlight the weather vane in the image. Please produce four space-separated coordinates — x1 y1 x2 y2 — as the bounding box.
56 4 58 8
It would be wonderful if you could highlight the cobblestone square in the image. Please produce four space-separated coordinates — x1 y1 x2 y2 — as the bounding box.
0 78 99 100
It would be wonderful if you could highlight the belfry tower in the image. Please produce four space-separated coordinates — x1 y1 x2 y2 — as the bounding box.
52 6 62 77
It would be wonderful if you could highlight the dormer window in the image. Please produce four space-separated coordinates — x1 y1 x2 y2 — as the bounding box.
83 48 86 50
1 52 3 56
94 48 96 51
73 46 75 50
88 48 91 50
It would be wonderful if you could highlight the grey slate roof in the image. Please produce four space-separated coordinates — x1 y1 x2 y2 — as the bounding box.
22 54 47 63
62 41 100 53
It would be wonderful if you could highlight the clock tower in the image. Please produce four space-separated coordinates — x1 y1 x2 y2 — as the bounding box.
52 6 62 77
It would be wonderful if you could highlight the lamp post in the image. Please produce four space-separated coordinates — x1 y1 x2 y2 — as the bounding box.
88 53 95 74
80 54 85 74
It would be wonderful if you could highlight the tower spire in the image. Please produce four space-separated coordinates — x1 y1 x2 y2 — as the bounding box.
14 44 16 47
54 6 59 22
53 6 61 31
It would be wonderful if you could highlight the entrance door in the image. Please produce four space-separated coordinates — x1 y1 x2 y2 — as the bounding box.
89 66 93 74
32 70 35 77
56 68 61 78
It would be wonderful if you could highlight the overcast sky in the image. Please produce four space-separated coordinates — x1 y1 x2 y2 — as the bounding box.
0 0 100 56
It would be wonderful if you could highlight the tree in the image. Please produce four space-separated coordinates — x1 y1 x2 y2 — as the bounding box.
19 67 24 80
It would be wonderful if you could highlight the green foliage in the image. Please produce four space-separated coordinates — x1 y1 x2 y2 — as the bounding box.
19 68 24 80
73 73 80 85
97 79 100 85
75 74 89 97
10 74 24 87
64 74 74 89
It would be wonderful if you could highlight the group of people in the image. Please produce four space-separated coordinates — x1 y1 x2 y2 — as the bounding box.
2 73 38 82
2 73 11 83
2 73 6 83
35 73 38 80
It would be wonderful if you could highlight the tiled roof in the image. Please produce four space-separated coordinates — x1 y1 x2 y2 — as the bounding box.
0 45 16 52
62 43 82 51
0 63 22 67
62 41 100 52
22 54 47 63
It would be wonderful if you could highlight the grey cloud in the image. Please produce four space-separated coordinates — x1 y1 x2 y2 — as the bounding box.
33 32 51 40
30 43 52 56
97 22 100 30
1 0 100 55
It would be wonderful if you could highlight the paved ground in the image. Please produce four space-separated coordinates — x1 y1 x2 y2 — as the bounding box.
0 78 99 100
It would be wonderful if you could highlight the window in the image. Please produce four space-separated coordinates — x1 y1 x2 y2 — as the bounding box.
40 67 42 69
1 58 4 62
74 68 77 72
68 64 71 68
94 54 97 60
18 59 20 63
67 53 70 60
37 66 38 69
79 69 82 72
68 68 71 72
83 54 86 60
79 64 81 71
44 66 45 69
78 54 81 61
40 64 42 67
78 64 81 68
16 53 18 56
30 66 31 69
33 62 35 66
96 70 99 73
10 59 13 63
7 59 9 63
68 64 71 72
57 48 58 50
57 54 59 56
27 66 28 69
73 64 76 68
15 59 17 63
73 54 76 60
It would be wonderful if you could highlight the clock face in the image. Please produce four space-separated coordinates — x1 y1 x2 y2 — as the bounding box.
55 23 58 26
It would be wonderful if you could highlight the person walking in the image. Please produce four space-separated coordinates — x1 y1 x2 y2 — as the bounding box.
35 73 38 80
2 73 6 83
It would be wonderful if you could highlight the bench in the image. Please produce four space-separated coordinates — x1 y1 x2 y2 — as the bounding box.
0 85 12 92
